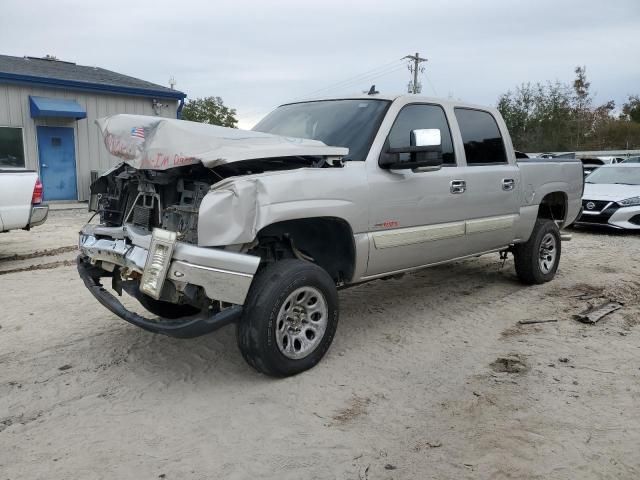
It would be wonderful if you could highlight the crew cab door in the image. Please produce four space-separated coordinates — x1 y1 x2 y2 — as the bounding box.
365 103 476 276
450 107 520 252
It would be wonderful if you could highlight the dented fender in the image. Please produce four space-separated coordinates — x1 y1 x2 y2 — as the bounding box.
197 163 370 247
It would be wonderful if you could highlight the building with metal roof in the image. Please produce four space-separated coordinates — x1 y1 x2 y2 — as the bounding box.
0 54 186 201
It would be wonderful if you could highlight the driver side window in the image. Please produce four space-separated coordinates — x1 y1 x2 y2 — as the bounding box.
388 104 456 165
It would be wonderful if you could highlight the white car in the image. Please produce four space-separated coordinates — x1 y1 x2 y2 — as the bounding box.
0 167 48 232
577 164 640 229
622 156 640 164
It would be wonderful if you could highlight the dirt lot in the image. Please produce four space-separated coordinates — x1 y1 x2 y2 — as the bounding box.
1 208 639 479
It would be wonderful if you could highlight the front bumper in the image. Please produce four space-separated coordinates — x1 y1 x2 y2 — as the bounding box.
575 202 640 230
77 257 243 338
78 224 260 305
28 204 48 228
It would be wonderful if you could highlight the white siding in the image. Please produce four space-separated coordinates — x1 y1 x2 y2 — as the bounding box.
0 83 179 200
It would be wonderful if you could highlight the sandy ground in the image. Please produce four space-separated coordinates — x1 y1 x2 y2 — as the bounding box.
1 209 639 480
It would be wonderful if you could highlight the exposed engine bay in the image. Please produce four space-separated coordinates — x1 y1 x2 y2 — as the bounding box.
91 156 342 245
92 163 215 244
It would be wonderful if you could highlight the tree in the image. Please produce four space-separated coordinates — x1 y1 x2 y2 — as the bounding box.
622 95 640 123
497 81 574 151
497 66 640 151
571 66 593 148
181 96 238 128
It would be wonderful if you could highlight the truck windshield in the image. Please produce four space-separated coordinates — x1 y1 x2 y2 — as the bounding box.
253 99 390 162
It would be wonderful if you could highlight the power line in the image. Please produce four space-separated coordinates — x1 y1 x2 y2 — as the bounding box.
300 64 406 99
424 74 439 96
288 59 405 101
240 59 407 121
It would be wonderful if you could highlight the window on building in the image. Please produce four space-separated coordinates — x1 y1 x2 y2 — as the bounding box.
0 127 26 168
387 104 456 165
454 108 507 165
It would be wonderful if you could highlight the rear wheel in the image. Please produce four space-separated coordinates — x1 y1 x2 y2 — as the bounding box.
513 219 561 284
236 259 339 377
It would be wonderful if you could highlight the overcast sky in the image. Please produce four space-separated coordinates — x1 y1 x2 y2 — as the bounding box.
2 0 639 128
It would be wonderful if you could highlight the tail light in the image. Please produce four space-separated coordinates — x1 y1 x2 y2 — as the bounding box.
32 178 44 205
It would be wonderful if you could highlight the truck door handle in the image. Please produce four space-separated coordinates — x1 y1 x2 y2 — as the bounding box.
41 164 48 168
502 178 515 191
450 180 466 194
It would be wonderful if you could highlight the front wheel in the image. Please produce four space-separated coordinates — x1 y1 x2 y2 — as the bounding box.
236 259 339 377
513 219 561 284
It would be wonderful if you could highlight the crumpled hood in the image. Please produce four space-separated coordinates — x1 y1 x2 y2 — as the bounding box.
96 114 348 170
583 183 640 201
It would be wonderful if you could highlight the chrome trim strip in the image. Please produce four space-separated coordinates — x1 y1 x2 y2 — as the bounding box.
371 214 517 250
465 214 517 234
359 247 508 281
372 221 465 249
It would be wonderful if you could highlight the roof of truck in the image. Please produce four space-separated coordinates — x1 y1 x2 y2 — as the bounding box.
282 93 494 111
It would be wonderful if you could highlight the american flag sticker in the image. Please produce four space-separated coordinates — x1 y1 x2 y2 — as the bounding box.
131 127 145 139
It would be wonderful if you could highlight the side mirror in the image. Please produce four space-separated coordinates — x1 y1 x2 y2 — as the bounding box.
379 129 443 171
411 128 441 148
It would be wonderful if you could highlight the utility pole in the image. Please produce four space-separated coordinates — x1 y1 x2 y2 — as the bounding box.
403 52 428 94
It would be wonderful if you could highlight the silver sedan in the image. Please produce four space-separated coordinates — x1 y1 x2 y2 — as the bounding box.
577 164 640 229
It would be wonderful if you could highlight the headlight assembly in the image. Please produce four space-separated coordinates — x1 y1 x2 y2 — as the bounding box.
140 228 177 299
618 196 640 207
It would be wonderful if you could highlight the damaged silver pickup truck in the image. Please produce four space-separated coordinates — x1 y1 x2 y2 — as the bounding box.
78 94 583 376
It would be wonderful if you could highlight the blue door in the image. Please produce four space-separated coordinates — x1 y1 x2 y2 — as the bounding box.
37 126 77 200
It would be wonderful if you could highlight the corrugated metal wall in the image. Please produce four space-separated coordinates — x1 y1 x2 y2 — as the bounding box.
0 83 178 200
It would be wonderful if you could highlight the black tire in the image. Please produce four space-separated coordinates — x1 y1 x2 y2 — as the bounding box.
236 259 339 377
513 219 561 285
136 291 201 319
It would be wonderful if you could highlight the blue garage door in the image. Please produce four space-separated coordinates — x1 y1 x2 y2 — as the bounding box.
37 126 78 200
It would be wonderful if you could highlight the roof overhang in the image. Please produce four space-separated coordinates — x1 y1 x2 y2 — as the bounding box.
29 96 86 119
0 71 186 100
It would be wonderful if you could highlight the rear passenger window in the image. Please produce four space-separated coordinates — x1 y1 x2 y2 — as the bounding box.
454 108 507 165
388 104 456 165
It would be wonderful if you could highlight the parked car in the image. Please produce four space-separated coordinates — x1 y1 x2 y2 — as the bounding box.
598 156 625 164
580 156 629 177
581 158 605 177
0 168 48 232
576 164 640 229
77 95 583 376
537 152 576 160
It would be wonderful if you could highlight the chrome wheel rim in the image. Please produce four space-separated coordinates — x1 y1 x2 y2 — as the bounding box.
275 286 328 360
538 233 557 274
